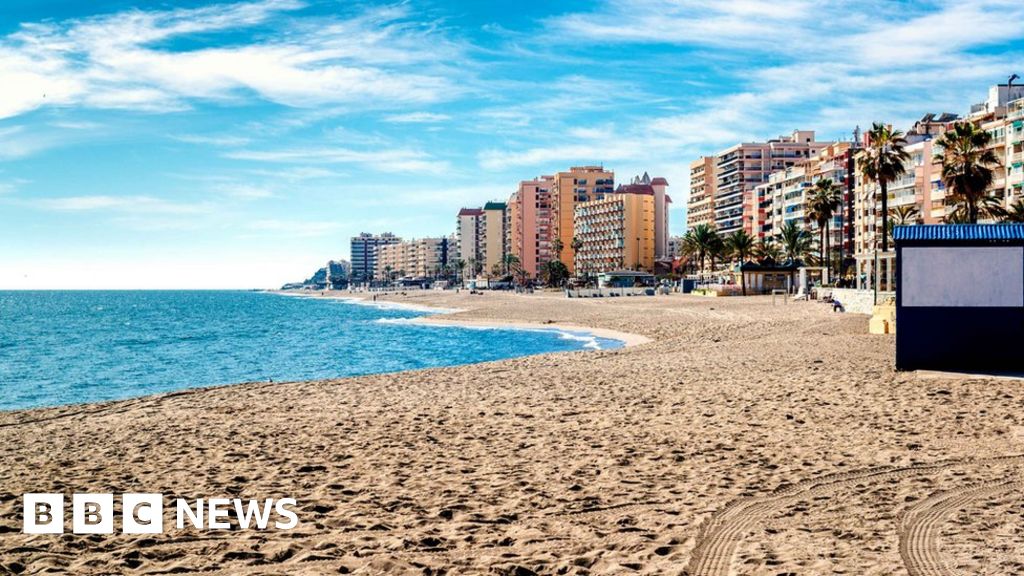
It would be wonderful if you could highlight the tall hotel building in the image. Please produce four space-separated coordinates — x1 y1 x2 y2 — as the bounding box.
482 201 508 274
573 188 655 274
350 232 401 283
550 166 615 273
695 131 831 236
687 157 716 228
508 176 554 278
457 203 508 277
456 208 484 267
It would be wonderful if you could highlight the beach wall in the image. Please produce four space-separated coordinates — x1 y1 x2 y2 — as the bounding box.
829 288 894 315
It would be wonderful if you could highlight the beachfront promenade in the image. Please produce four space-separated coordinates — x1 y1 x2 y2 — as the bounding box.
2 291 1022 574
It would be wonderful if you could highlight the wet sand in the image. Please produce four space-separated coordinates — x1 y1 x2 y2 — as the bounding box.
1 291 1022 575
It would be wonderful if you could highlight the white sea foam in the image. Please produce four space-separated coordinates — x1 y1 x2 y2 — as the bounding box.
372 318 614 350
334 297 462 314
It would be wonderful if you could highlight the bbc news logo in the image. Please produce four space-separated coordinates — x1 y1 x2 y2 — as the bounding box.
23 494 298 534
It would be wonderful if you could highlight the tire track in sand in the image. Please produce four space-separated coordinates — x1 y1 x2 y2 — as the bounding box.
899 479 1023 576
685 455 1024 576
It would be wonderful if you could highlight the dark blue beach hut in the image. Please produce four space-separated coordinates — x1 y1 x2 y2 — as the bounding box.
894 224 1024 372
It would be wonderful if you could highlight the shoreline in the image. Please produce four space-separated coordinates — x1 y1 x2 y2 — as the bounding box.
273 289 650 347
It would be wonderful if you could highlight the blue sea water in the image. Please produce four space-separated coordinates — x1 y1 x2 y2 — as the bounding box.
0 291 621 411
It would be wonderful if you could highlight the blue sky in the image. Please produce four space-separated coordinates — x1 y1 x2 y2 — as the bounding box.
1 0 1023 288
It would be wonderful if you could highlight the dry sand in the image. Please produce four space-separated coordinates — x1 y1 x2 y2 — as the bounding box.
2 291 1023 575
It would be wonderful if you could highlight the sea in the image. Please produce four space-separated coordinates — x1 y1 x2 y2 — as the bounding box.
0 291 622 411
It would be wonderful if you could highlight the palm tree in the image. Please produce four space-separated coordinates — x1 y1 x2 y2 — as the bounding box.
707 231 726 274
454 259 466 283
858 122 910 252
684 224 718 274
779 220 813 262
753 237 782 262
885 204 922 246
804 178 842 273
935 121 1002 224
725 230 755 295
890 204 921 226
1004 198 1024 223
551 238 564 261
503 253 521 276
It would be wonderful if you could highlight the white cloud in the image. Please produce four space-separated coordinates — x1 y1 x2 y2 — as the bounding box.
0 0 463 120
34 195 209 214
0 178 30 195
173 134 252 147
225 146 450 174
384 112 452 123
221 184 274 199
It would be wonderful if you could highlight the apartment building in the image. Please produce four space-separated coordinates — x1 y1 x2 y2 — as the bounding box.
757 142 854 253
349 232 401 283
573 189 655 275
550 166 615 273
456 207 484 269
482 201 508 275
968 84 1024 206
508 176 555 278
710 130 832 236
1009 99 1024 202
617 173 671 260
687 156 716 229
375 237 451 281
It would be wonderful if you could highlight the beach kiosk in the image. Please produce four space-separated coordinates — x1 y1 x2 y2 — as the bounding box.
894 224 1024 372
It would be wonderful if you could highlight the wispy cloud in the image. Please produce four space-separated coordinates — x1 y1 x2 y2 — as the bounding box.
225 146 450 174
173 134 253 147
0 0 464 120
384 112 452 123
33 195 210 214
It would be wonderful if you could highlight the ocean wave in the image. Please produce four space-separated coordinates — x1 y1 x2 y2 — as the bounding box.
554 330 602 350
373 318 610 350
335 297 461 314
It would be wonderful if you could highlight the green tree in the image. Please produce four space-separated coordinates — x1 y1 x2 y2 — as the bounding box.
1003 198 1024 223
804 178 842 272
503 253 521 276
540 260 569 287
935 121 1003 224
779 220 813 262
725 230 755 295
682 224 719 274
858 122 910 252
551 238 564 260
570 236 584 274
753 237 782 262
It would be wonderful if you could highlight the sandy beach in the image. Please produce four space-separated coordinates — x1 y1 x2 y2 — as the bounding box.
2 291 1023 575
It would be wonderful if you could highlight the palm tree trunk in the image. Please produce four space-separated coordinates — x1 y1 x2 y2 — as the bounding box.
880 180 889 252
824 221 830 277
